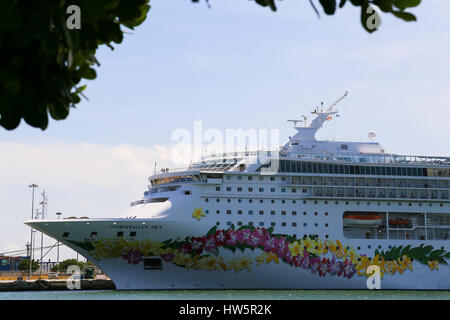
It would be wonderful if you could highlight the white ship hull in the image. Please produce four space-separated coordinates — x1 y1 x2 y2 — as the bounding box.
27 213 450 290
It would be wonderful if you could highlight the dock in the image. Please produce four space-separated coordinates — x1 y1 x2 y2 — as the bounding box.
0 279 116 291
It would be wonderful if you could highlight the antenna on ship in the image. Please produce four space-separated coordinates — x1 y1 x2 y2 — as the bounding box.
326 90 348 112
288 115 309 128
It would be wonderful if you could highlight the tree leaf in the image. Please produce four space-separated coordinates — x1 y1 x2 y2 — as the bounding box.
319 0 337 15
391 10 416 22
394 0 421 10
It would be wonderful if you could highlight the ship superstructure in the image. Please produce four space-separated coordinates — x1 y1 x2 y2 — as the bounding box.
26 93 450 290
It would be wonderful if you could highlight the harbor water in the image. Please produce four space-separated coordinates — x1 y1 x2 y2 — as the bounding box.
1 289 450 300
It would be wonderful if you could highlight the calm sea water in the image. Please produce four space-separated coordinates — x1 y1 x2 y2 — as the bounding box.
1 290 449 300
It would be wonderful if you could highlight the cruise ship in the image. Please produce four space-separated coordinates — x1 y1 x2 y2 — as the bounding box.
26 93 450 290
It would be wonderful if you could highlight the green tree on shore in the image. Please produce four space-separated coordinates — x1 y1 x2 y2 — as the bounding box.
18 259 39 272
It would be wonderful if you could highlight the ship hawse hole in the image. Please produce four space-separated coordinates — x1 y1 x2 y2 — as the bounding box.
143 258 162 270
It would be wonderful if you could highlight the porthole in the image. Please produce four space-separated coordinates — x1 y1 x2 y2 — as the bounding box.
440 203 443 207
292 222 297 227
303 200 307 204
216 199 220 203
238 199 242 203
260 199 263 203
325 235 329 239
249 199 253 203
216 210 220 214
303 212 307 216
368 245 371 249
325 223 328 227
303 223 307 227
314 212 318 216
205 198 209 202
345 201 349 205
271 222 276 227
271 200 275 204
325 212 328 216
314 201 318 204
356 202 360 205
216 222 220 226
282 200 285 204
292 200 296 204
408 203 412 207
282 222 286 227
314 223 318 227
227 199 231 203
429 203 433 207
325 201 328 204
335 201 339 205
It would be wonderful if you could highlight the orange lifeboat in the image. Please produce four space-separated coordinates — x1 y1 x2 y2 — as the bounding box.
389 219 411 227
343 214 383 227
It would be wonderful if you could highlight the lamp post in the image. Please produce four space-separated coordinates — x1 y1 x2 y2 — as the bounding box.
56 212 62 266
28 183 38 279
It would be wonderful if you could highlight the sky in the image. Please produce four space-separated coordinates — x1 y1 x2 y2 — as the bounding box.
1 0 449 261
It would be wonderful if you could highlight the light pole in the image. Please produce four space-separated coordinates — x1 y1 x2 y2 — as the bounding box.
56 212 62 267
38 190 47 279
28 183 38 279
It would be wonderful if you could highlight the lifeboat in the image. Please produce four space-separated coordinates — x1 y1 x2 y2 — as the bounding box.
343 214 383 226
389 219 411 227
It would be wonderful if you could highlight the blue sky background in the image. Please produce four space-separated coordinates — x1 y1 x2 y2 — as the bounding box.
1 0 449 260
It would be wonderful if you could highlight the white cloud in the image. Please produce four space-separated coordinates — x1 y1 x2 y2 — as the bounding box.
0 141 175 191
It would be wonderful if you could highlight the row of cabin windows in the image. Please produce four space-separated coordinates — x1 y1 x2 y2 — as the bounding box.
257 160 450 177
226 175 278 181
219 186 306 193
205 198 443 207
206 209 328 217
216 221 328 228
205 198 306 204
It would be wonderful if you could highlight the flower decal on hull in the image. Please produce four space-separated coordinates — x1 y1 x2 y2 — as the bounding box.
67 224 450 279
192 207 205 221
